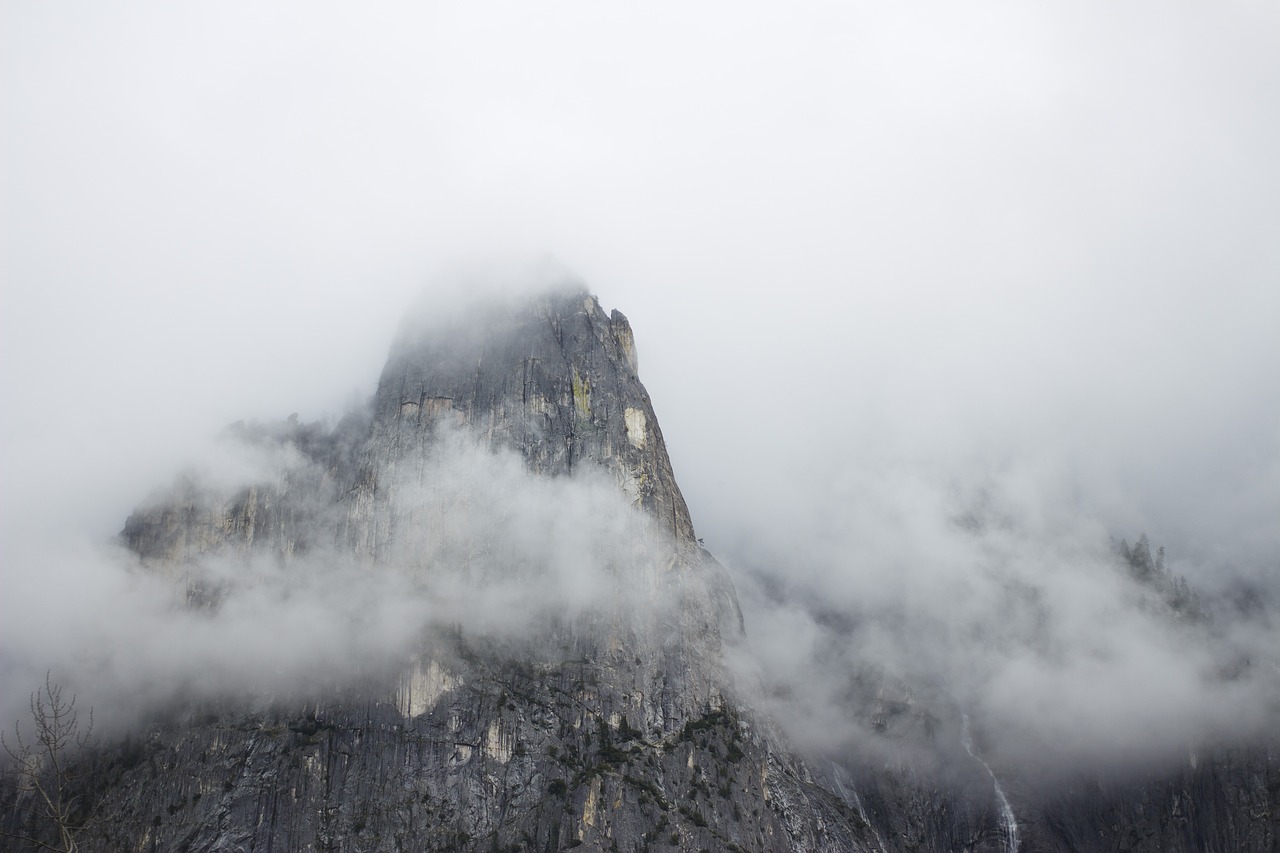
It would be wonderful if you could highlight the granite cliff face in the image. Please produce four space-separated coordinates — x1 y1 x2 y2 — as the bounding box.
79 286 868 852
364 289 695 545
5 284 1277 852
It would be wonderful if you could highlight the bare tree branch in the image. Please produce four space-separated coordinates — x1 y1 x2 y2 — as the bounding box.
2 673 102 853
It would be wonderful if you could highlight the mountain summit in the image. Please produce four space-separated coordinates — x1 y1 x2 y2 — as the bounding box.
91 286 863 852
365 287 696 549
5 283 1276 853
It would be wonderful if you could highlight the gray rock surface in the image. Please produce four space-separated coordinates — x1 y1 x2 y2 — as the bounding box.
5 284 1277 852
49 286 867 852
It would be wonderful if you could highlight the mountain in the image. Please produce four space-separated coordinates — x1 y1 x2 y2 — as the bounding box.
3 283 1278 852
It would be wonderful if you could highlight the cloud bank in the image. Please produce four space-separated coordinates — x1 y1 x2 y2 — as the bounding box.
0 423 686 736
3 0 1278 780
725 453 1279 776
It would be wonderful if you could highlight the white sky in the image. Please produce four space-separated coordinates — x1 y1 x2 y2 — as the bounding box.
3 0 1279 577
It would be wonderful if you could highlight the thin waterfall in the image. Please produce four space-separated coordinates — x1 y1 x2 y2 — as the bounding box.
830 761 890 853
961 714 1020 853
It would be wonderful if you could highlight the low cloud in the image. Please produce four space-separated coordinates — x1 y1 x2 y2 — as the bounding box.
1 337 1275 786
3 0 1278 793
723 453 1280 777
0 420 687 737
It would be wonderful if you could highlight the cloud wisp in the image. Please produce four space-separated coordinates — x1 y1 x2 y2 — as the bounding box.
724 453 1280 777
0 420 693 737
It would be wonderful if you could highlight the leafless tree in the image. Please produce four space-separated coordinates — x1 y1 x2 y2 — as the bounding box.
1 673 100 852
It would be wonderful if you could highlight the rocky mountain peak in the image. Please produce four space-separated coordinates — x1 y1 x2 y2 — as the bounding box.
369 288 694 545
16 282 1276 853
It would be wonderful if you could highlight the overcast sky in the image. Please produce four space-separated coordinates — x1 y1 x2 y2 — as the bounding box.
4 2 1280 777
4 1 1279 621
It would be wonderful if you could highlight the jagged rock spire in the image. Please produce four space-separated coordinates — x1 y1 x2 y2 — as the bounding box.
366 287 696 545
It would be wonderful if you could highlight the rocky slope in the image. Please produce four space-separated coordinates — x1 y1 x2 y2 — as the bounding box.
55 286 868 852
4 283 1277 852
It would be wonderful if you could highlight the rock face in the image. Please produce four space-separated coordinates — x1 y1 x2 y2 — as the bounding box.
365 288 694 546
6 284 1278 853
81 286 867 852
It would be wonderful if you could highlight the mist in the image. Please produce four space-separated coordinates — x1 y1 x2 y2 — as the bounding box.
724 455 1280 776
0 422 687 736
4 0 1279 779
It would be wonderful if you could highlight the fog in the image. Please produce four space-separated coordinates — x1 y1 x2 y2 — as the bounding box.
726 459 1279 774
0 425 682 735
3 1 1279 774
